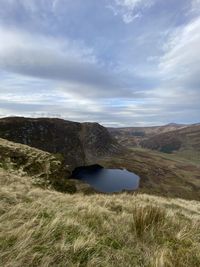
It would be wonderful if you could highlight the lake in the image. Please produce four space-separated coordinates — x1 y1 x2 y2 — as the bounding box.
72 165 140 193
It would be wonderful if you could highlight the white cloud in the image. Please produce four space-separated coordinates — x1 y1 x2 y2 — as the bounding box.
0 1 199 126
115 0 143 9
0 26 152 99
122 12 141 23
0 27 115 92
159 16 200 90
108 0 154 23
190 0 200 14
0 26 96 63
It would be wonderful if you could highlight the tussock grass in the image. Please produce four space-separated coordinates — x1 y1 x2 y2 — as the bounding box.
0 168 200 266
131 205 166 237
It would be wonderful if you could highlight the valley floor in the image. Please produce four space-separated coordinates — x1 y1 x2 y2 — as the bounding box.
1 168 200 267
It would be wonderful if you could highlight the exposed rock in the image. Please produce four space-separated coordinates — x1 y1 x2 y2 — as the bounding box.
80 122 120 160
0 117 121 168
0 138 76 193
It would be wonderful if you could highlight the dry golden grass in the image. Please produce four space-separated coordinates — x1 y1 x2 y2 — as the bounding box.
0 168 200 267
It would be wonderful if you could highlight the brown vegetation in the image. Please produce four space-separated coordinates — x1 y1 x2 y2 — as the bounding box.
0 167 200 267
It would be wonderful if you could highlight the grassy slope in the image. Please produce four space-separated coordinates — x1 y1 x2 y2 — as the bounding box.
140 125 200 162
108 124 186 148
0 168 200 267
109 124 200 164
98 148 200 201
0 138 200 266
0 138 79 193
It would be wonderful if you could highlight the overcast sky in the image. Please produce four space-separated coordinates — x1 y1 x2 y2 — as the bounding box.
0 0 199 126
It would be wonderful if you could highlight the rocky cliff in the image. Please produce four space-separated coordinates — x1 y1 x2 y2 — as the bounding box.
0 117 120 167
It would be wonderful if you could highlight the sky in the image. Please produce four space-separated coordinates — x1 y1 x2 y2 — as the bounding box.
0 0 199 126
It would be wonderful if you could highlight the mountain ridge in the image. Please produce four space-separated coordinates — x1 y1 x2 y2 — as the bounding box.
141 124 200 158
0 117 121 168
108 123 200 152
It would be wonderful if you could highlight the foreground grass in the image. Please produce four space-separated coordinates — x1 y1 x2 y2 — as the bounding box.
0 169 200 267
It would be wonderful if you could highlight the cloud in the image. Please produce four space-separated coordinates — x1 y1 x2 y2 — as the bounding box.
190 0 200 15
107 0 154 23
159 16 200 91
0 28 106 87
0 26 154 99
0 0 199 126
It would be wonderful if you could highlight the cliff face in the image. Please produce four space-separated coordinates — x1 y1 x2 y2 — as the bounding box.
0 117 120 167
80 122 120 161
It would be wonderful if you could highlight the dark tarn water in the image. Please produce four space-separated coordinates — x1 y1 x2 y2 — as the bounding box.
72 165 140 193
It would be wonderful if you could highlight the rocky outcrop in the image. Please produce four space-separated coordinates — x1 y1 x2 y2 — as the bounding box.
0 117 121 168
0 138 77 192
80 122 120 161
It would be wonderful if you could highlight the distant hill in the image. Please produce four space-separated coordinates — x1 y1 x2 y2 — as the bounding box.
141 124 200 159
0 117 120 168
108 123 186 147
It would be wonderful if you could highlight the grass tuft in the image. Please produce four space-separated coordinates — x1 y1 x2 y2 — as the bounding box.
131 205 166 237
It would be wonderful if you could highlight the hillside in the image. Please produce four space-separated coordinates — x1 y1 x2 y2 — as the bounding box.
99 147 200 201
0 137 88 193
0 127 200 266
0 117 120 167
108 123 186 147
1 161 200 266
0 126 200 201
108 123 200 163
141 124 200 162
